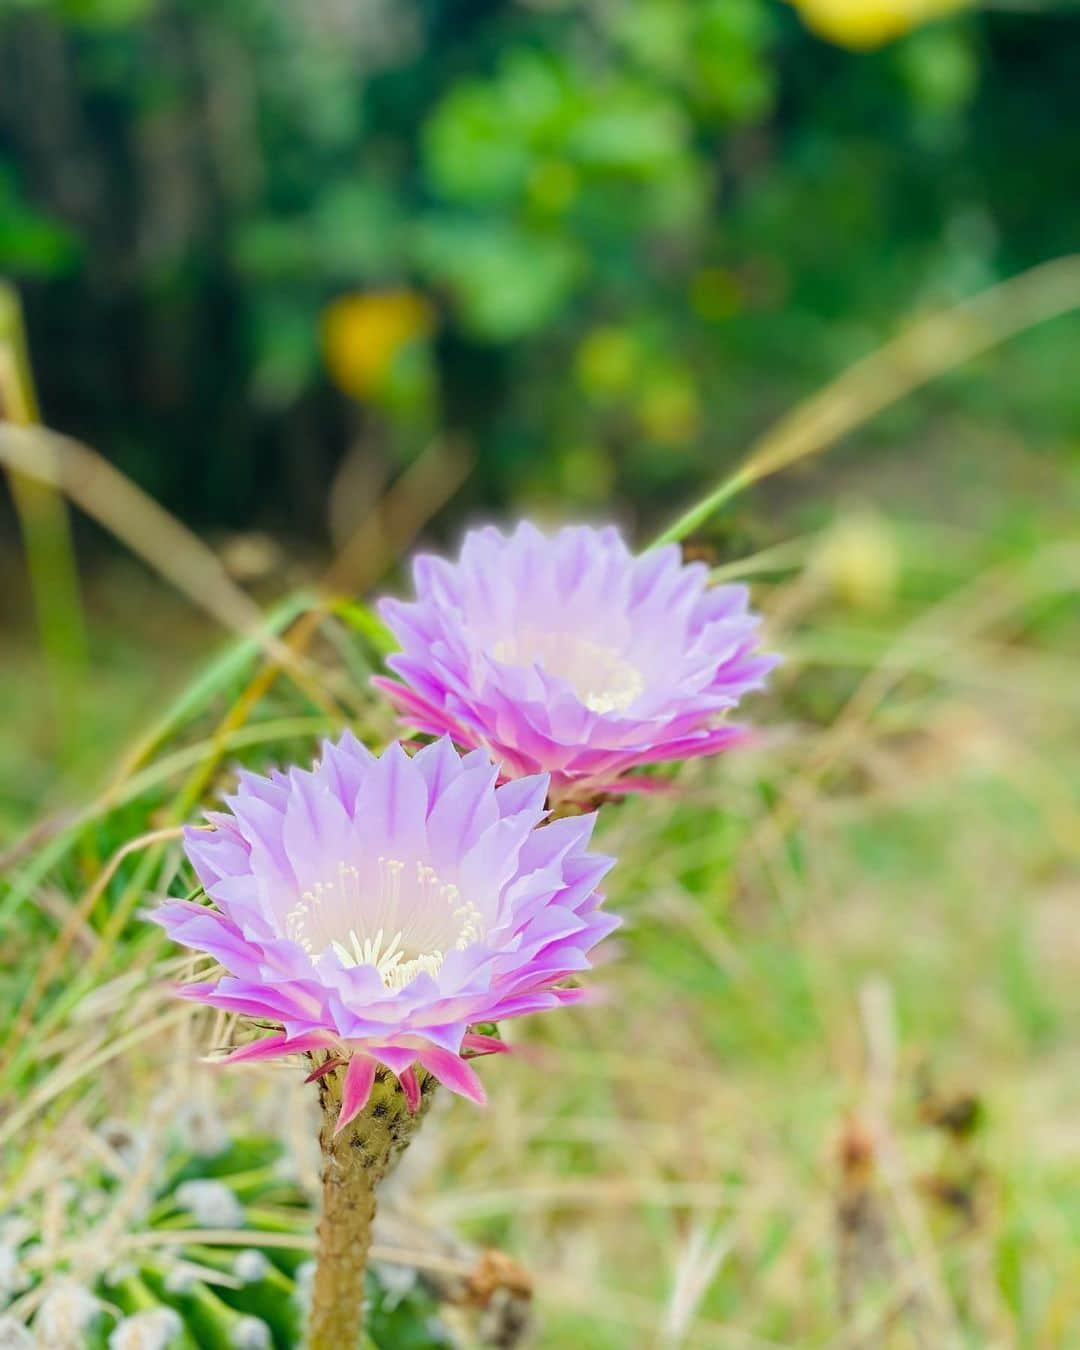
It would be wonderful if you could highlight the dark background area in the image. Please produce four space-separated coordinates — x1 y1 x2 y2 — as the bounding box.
2 0 1078 544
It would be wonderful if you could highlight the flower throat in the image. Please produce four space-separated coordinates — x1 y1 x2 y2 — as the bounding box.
286 856 484 988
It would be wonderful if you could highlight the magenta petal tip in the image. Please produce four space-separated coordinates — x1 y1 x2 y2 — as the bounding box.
399 1066 421 1114
335 1055 378 1134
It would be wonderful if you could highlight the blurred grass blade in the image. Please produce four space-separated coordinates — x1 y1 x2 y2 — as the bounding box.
0 420 270 642
321 435 472 596
0 420 342 718
0 282 89 767
108 591 318 787
334 599 398 657
0 594 316 932
654 253 1080 546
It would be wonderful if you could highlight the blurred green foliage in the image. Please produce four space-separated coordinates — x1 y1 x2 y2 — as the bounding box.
0 0 1078 533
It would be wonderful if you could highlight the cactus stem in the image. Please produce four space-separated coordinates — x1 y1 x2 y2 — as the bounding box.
307 1062 432 1349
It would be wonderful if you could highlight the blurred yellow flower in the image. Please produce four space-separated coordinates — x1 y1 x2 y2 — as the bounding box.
321 290 434 401
791 0 969 51
575 326 640 398
637 375 702 448
813 509 900 611
558 444 616 503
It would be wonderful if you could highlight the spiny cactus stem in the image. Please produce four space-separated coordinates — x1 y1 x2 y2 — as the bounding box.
307 1063 432 1350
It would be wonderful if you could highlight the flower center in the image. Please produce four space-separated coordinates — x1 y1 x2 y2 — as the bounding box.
285 857 484 988
492 629 644 714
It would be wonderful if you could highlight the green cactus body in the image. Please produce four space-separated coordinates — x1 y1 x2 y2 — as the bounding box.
3 1122 472 1349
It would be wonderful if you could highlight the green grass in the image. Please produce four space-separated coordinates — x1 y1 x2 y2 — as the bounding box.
2 440 1079 1347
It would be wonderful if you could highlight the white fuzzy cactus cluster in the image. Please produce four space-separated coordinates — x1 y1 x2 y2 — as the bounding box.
0 1118 516 1349
109 1308 184 1350
0 1240 29 1306
228 1316 273 1350
0 1316 33 1349
0 1124 293 1349
173 1180 246 1230
34 1280 104 1346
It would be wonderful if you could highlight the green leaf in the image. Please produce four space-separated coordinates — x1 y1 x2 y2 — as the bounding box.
412 218 583 340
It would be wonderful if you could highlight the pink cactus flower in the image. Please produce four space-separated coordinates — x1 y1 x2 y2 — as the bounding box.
152 734 617 1131
375 522 776 798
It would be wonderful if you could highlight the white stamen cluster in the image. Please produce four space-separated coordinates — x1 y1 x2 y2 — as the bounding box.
492 629 644 714
286 857 485 989
329 927 446 988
